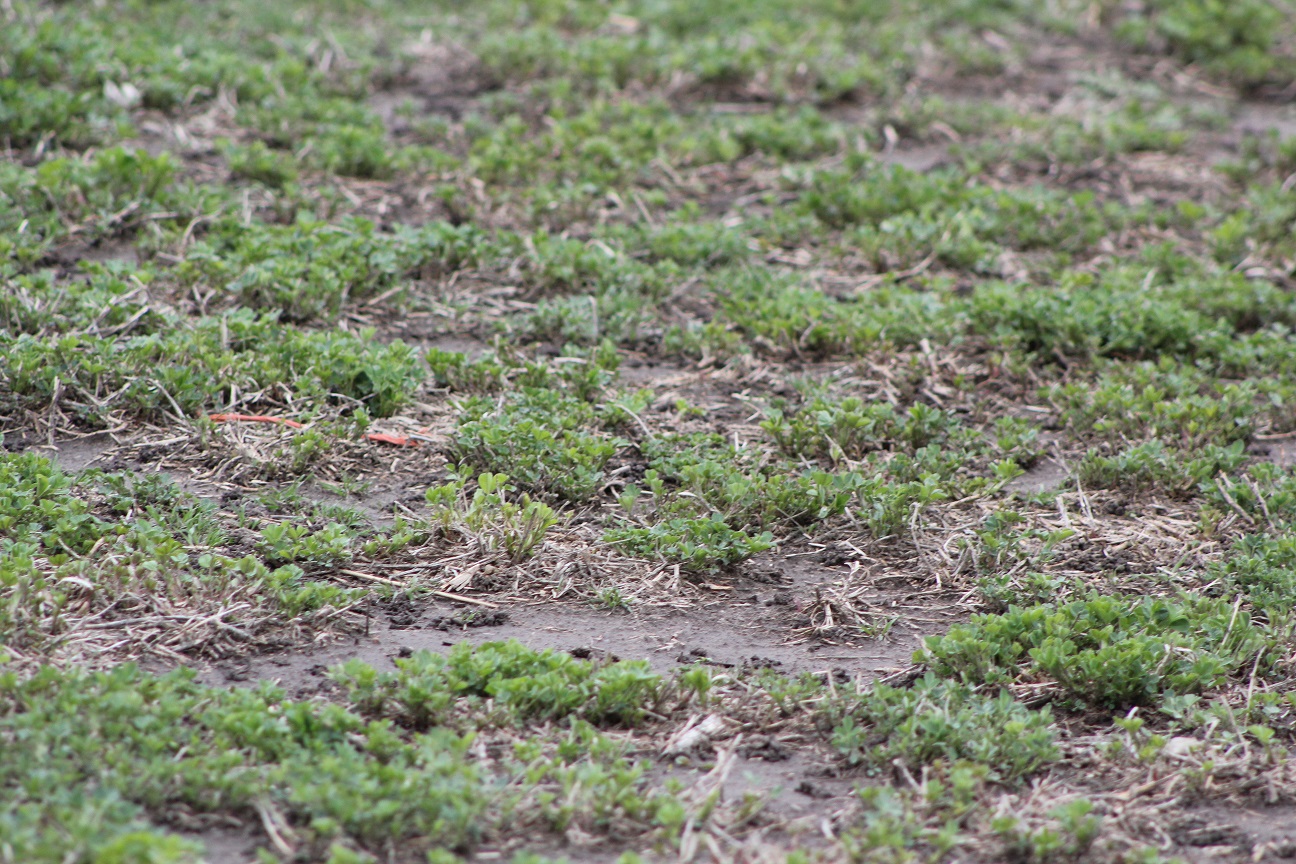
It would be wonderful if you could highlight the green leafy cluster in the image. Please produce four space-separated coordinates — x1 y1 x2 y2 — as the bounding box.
179 217 485 322
1 267 163 340
331 640 663 729
762 397 974 462
922 594 1269 708
0 645 675 863
803 159 1121 268
1116 0 1294 87
1077 439 1247 497
0 456 364 650
0 148 186 267
3 309 423 421
0 662 486 861
605 513 773 573
0 453 107 555
827 675 1058 784
449 389 625 503
425 471 560 561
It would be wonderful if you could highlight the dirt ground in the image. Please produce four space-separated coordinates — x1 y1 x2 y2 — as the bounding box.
6 1 1296 862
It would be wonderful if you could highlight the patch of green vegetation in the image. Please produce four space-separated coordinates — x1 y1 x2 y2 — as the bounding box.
827 674 1057 783
332 640 663 729
223 139 300 188
448 390 625 504
0 454 366 652
961 100 1198 167
762 396 1039 490
606 513 773 573
6 0 1296 858
511 230 685 345
690 257 1296 374
640 433 875 529
992 798 1102 863
1050 363 1261 451
427 348 508 393
0 266 159 337
0 452 108 555
1220 132 1296 188
1115 0 1294 88
678 106 846 164
0 646 675 863
922 594 1270 709
0 148 198 268
839 764 1003 862
964 509 1073 589
179 217 485 322
606 427 964 570
763 397 967 462
698 269 954 358
1211 527 1296 614
2 309 423 421
426 471 560 561
255 480 373 530
803 158 1124 266
1077 439 1247 497
258 522 356 568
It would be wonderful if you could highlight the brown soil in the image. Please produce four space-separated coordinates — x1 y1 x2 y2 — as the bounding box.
1171 805 1296 862
198 557 935 697
11 14 1296 863
1005 458 1069 495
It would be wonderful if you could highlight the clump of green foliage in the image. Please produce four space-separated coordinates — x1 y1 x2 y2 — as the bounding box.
0 661 488 861
0 642 676 863
1077 439 1247 497
179 217 485 322
330 640 663 729
921 594 1269 709
1115 0 1294 87
426 471 560 561
826 674 1058 783
448 390 625 504
0 454 364 651
2 309 423 420
605 513 774 573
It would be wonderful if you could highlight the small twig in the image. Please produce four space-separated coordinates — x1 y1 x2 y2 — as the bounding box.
1214 474 1256 527
254 799 296 857
1245 475 1276 532
98 305 151 337
339 568 405 587
209 413 305 429
338 568 501 608
428 589 500 609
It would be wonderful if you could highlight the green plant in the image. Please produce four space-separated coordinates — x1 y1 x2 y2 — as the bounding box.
993 798 1101 862
224 140 299 188
1212 529 1296 613
922 594 1269 708
1077 439 1247 497
330 641 663 729
1116 0 1291 87
594 585 631 612
606 514 773 573
840 762 989 862
426 471 560 561
448 392 624 504
826 674 1057 783
0 453 107 555
0 646 680 862
257 521 355 568
0 662 488 860
179 217 484 323
6 0 1296 859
